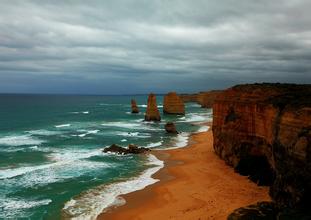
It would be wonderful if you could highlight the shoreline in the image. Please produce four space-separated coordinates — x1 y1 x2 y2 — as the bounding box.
98 126 270 220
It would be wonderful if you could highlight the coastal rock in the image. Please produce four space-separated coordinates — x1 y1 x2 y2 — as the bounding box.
228 202 276 220
180 90 222 108
145 93 161 121
212 83 311 212
103 144 150 154
165 122 178 134
163 92 185 114
131 99 139 113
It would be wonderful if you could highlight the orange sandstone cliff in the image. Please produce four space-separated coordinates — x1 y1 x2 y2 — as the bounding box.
212 83 311 218
145 93 161 121
163 92 185 114
180 90 222 108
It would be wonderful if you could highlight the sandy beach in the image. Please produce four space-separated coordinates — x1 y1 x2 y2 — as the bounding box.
98 127 270 220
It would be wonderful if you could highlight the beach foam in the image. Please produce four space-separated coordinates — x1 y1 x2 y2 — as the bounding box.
179 112 212 123
26 129 61 136
101 122 140 129
55 124 71 128
196 125 210 133
0 149 103 180
0 198 52 219
62 154 164 220
0 135 44 146
116 132 151 138
158 132 190 150
147 141 163 148
78 130 100 137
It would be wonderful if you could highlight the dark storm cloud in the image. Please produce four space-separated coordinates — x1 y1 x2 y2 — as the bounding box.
0 0 310 94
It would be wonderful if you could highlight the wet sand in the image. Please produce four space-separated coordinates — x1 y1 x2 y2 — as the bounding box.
98 129 270 220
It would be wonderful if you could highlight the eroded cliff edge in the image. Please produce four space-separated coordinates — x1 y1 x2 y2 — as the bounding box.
212 83 311 217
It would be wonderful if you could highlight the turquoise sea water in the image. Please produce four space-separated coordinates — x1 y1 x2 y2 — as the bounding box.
0 94 212 219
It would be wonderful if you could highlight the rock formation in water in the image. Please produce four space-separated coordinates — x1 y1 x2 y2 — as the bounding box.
103 144 150 154
180 90 222 108
131 99 139 113
165 122 178 134
212 83 311 217
163 92 185 114
145 93 161 121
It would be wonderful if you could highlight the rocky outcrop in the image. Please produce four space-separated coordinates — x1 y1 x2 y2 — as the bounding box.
180 90 222 108
163 92 185 114
199 91 223 108
131 99 139 113
145 93 161 121
165 122 178 134
103 144 150 154
228 201 311 220
212 83 311 214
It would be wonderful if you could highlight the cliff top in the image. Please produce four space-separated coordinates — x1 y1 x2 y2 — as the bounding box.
224 83 311 109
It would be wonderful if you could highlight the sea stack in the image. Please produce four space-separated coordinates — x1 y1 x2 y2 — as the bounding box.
163 92 185 114
145 93 161 121
131 99 139 113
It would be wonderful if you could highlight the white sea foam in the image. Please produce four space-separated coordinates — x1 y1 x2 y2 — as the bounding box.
120 139 127 142
101 122 140 129
0 135 44 146
78 130 100 138
70 111 89 114
55 124 71 128
62 154 164 220
159 132 190 150
116 132 151 138
147 141 163 148
26 129 60 136
179 113 212 123
102 121 161 131
1 198 52 210
137 104 147 108
99 103 122 106
0 198 52 218
0 149 103 180
196 125 210 133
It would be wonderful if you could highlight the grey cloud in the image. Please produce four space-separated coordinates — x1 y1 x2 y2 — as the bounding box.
0 0 310 94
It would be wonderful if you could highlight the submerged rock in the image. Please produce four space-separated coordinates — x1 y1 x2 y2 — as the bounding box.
131 99 139 113
163 92 185 114
165 122 178 134
145 93 161 121
103 144 150 154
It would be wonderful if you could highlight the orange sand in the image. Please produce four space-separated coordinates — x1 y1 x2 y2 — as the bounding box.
98 129 270 220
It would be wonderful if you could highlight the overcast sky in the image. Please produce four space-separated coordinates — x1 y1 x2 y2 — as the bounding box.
0 0 310 94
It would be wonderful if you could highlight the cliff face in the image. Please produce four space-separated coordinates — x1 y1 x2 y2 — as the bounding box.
145 93 161 121
180 90 222 108
131 99 139 113
212 83 311 210
163 92 185 114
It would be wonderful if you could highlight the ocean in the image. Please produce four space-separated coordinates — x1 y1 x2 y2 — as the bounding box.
0 94 212 219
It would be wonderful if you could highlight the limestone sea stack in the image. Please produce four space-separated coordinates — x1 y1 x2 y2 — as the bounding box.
212 83 311 215
163 92 185 114
145 93 161 121
131 99 139 113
